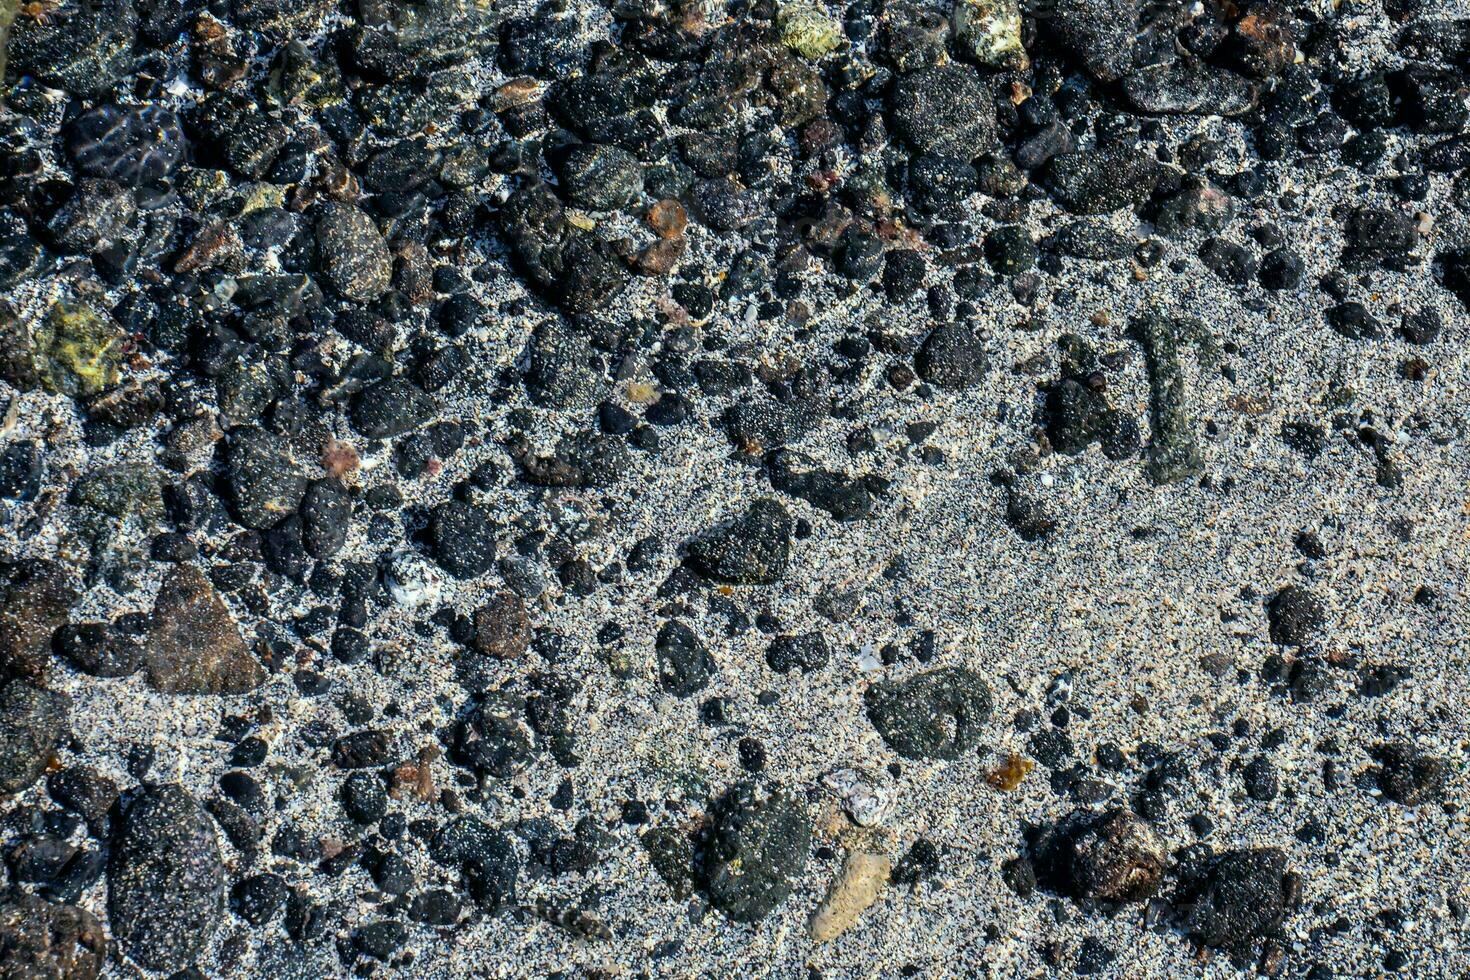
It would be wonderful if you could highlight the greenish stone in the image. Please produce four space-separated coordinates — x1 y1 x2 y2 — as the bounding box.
70 463 163 520
777 2 844 60
954 0 1028 69
1 301 124 399
1129 311 1205 486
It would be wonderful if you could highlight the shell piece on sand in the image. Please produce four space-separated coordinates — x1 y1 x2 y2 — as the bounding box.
810 850 891 943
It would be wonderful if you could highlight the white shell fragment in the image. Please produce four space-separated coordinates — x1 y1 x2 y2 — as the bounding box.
385 550 445 609
822 766 894 827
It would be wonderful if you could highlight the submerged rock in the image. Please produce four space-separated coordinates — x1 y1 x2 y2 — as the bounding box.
0 301 124 399
1129 312 1205 485
1044 148 1162 215
108 785 226 973
778 2 844 60
0 559 77 682
145 565 266 695
1172 847 1299 966
1372 743 1449 806
953 0 1027 69
686 498 794 585
0 893 107 980
0 679 69 794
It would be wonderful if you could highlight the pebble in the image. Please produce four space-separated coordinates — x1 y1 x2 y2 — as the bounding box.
223 426 308 530
766 631 831 674
1266 585 1324 647
1129 312 1204 485
429 817 520 911
915 324 988 390
145 565 266 695
865 666 992 760
314 202 392 303
0 893 106 979
0 680 69 794
1373 743 1448 806
810 850 891 942
0 559 77 682
385 550 446 609
107 785 225 973
552 143 644 212
953 0 1027 69
430 500 498 579
655 620 715 697
66 104 185 188
1173 847 1298 966
6 0 137 96
820 767 894 827
1043 148 1161 214
471 592 531 660
351 378 436 439
698 782 811 923
887 65 997 159
686 498 793 585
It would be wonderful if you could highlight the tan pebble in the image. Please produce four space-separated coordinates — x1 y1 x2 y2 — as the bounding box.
809 851 890 943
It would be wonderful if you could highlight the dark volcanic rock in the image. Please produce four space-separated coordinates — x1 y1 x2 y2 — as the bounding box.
0 559 77 682
6 0 138 97
685 498 793 585
697 782 811 923
655 620 715 697
429 817 520 912
887 65 998 158
765 632 830 674
454 697 536 779
1372 743 1449 806
315 203 392 303
1045 221 1137 261
510 431 631 488
0 893 107 980
865 666 992 760
1036 809 1167 904
108 785 226 973
1050 0 1174 83
915 324 987 390
223 426 308 530
552 142 644 211
0 679 69 794
145 565 266 695
1266 585 1324 647
351 378 436 439
66 104 186 188
431 500 498 579
523 321 606 410
300 478 351 559
765 449 873 522
1043 149 1163 214
1172 847 1298 965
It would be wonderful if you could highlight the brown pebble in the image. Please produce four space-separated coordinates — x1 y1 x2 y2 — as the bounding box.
472 592 531 660
647 199 688 239
636 237 686 276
